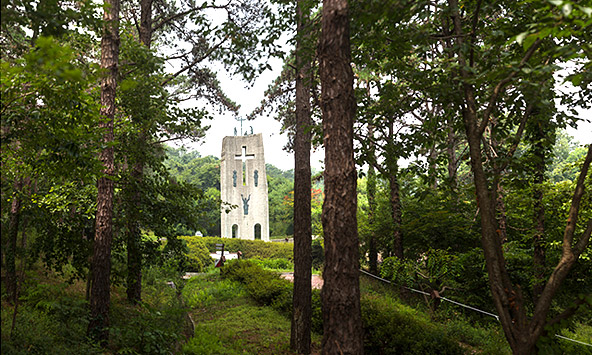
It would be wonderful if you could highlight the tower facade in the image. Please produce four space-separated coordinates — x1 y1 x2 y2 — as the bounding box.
220 133 270 241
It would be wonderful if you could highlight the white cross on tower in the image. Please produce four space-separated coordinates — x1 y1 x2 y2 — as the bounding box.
235 146 255 186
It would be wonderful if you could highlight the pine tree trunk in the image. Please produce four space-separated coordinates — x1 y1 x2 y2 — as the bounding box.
126 163 143 304
125 0 152 304
290 2 313 349
389 169 403 259
367 126 378 274
88 0 120 344
319 0 363 353
387 123 403 259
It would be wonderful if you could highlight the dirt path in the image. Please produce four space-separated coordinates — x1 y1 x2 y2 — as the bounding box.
280 273 323 289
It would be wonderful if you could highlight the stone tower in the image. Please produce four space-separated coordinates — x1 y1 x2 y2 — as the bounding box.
220 133 270 241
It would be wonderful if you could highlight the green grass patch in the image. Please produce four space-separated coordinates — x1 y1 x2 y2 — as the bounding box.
182 271 320 354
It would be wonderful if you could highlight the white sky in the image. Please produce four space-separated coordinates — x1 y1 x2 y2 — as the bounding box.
174 46 591 173
177 57 325 172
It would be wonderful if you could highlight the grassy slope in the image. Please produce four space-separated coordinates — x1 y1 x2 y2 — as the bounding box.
3 263 589 354
181 272 322 354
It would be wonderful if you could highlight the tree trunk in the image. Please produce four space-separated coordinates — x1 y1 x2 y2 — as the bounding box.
495 182 508 244
125 0 153 304
126 163 143 304
290 1 312 352
139 0 153 47
367 125 378 274
87 0 120 344
389 167 403 259
319 0 363 353
449 0 592 352
446 117 458 190
532 120 546 304
6 179 23 304
386 122 403 259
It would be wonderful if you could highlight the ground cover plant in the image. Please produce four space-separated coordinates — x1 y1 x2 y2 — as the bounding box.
181 270 322 354
1 263 189 355
216 259 517 354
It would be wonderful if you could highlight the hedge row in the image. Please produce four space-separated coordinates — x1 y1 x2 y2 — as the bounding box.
196 236 293 260
221 260 464 354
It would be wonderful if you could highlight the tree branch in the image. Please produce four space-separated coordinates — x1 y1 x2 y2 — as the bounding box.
161 35 229 86
531 144 592 333
546 296 589 329
468 0 482 67
573 218 592 257
152 1 231 33
478 38 543 136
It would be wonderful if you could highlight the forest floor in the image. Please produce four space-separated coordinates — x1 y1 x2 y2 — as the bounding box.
3 264 590 354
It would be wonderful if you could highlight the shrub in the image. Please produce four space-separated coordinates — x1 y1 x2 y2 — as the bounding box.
361 293 464 354
197 236 293 260
311 239 324 270
179 236 214 272
1 303 100 355
221 260 292 312
380 256 415 287
220 260 323 333
250 257 294 271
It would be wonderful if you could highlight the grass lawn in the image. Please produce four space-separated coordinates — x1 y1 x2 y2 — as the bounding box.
182 271 322 354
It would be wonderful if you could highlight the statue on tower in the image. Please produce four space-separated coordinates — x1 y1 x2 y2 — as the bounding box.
241 194 251 215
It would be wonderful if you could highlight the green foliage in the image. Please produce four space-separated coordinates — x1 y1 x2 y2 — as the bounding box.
442 316 510 354
163 147 222 236
182 324 231 354
183 304 295 355
179 236 214 272
182 276 246 309
1 303 101 355
380 256 416 288
311 238 325 270
266 166 295 236
361 293 464 354
198 236 293 260
221 260 292 312
249 257 294 271
110 302 185 355
1 264 188 354
219 259 323 333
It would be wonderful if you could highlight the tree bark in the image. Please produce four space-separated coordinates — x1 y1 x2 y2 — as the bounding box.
532 120 546 304
126 163 143 304
389 167 403 259
319 0 363 353
139 0 153 47
87 0 120 344
125 0 153 304
367 125 378 274
495 182 508 244
290 1 312 352
387 122 403 259
446 117 459 190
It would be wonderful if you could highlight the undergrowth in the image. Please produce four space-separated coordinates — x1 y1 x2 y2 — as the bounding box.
1 263 189 355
